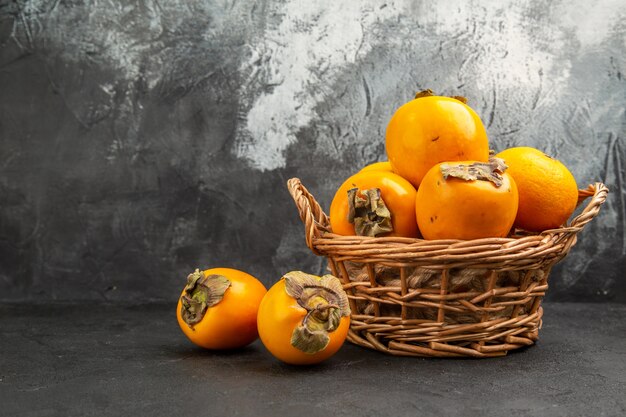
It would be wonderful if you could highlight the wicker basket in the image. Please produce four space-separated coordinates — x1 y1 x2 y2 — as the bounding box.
287 178 608 358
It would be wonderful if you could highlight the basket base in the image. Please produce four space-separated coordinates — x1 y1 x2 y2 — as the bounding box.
346 307 542 358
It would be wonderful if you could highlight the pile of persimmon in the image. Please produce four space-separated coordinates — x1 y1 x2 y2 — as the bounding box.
330 89 579 240
175 90 581 366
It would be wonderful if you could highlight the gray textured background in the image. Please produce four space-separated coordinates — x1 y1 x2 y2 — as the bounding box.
0 0 624 302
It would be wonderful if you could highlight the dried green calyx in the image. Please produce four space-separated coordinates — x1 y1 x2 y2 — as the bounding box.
283 271 351 355
415 89 435 99
414 89 468 104
347 187 393 237
180 269 231 327
440 156 508 187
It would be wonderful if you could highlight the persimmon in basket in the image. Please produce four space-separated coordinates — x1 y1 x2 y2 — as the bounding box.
415 158 519 240
329 170 419 238
385 90 490 188
496 147 578 232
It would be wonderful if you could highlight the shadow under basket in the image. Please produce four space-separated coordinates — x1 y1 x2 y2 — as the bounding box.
287 178 609 358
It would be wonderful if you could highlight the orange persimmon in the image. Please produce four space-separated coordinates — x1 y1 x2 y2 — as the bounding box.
257 271 350 365
415 159 519 240
176 268 267 350
385 90 490 188
330 170 418 238
496 147 578 232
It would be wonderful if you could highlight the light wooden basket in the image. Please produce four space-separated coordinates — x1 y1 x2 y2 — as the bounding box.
287 178 609 358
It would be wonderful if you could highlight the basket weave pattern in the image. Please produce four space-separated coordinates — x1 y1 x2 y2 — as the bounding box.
287 178 608 358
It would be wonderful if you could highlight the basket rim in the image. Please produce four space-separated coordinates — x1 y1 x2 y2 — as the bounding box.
287 177 609 265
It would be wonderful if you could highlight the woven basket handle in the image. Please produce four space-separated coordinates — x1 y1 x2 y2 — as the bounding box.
569 182 609 230
287 178 330 254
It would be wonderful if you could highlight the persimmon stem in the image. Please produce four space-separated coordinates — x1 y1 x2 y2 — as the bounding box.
283 272 350 354
414 89 468 104
180 270 230 327
440 157 508 187
347 187 393 237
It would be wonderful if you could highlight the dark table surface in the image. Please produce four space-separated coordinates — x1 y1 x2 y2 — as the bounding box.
1 302 625 417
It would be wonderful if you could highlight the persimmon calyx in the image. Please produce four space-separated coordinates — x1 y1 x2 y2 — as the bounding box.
440 157 508 187
415 89 434 99
283 271 350 354
414 89 468 104
180 269 231 327
347 187 393 237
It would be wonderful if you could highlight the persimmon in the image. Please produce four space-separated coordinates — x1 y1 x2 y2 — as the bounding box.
385 90 490 188
496 147 578 232
415 159 519 240
360 161 393 173
330 170 419 238
257 271 350 365
176 268 267 350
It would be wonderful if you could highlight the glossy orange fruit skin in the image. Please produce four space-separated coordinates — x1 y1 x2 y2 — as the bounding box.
385 96 490 188
415 162 519 240
360 161 393 173
257 279 350 365
329 170 419 238
176 268 267 350
496 147 579 232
